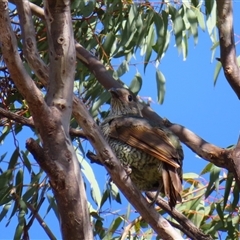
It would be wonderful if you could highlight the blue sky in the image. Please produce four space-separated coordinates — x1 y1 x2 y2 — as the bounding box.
1 2 240 239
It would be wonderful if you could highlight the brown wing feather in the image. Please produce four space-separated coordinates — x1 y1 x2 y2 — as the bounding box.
108 116 180 168
162 164 182 208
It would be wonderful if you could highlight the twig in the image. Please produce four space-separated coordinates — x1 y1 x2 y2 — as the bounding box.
0 107 34 127
26 179 48 230
26 202 57 240
86 150 103 166
120 216 143 240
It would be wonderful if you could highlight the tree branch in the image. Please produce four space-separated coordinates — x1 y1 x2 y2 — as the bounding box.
0 107 87 139
26 202 57 240
216 0 240 98
146 192 213 240
1 1 93 239
15 0 48 85
73 97 183 240
0 108 34 127
163 119 240 187
6 0 240 236
0 0 46 125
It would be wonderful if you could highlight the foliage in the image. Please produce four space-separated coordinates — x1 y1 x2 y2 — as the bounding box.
0 0 239 239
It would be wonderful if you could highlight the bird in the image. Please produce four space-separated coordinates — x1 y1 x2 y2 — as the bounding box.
100 87 183 208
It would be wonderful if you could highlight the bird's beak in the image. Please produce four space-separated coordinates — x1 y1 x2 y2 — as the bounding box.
108 88 119 98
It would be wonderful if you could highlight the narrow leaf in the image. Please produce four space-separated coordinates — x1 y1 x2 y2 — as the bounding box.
78 153 101 207
129 72 142 95
213 61 222 86
0 202 11 221
205 165 221 198
223 172 234 209
155 69 166 104
8 147 19 170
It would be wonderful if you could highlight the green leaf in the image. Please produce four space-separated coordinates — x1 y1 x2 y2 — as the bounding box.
223 172 234 209
15 169 23 197
169 6 185 51
155 69 166 104
216 202 224 222
206 0 216 35
116 60 129 78
22 185 38 202
102 32 116 58
153 10 168 60
129 72 142 95
213 61 222 86
0 126 10 143
78 153 101 208
195 9 205 31
0 170 13 189
183 172 199 180
205 0 215 16
0 152 7 162
99 188 110 209
200 162 213 175
231 181 239 210
14 209 26 239
0 202 11 221
182 33 188 61
94 219 105 238
90 91 111 118
109 182 121 204
125 203 131 220
103 216 123 240
14 222 24 240
205 165 221 198
186 8 198 45
8 147 20 170
0 186 12 206
46 194 59 220
82 1 94 18
144 23 154 72
193 200 205 227
21 151 32 173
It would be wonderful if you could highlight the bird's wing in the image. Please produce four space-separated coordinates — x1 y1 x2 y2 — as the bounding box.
108 116 181 168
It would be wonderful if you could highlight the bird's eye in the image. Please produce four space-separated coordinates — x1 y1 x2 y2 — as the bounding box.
128 95 133 102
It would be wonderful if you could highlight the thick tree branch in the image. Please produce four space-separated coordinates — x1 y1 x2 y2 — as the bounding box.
164 119 240 187
0 0 47 126
216 0 240 98
15 0 48 85
73 97 183 240
44 0 75 128
1 1 93 239
230 136 240 184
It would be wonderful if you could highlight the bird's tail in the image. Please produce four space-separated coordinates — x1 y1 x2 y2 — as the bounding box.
162 163 182 208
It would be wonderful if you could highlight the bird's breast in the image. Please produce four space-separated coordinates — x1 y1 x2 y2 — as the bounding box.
108 138 163 191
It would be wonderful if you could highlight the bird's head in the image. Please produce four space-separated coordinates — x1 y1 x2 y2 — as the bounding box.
108 88 142 116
